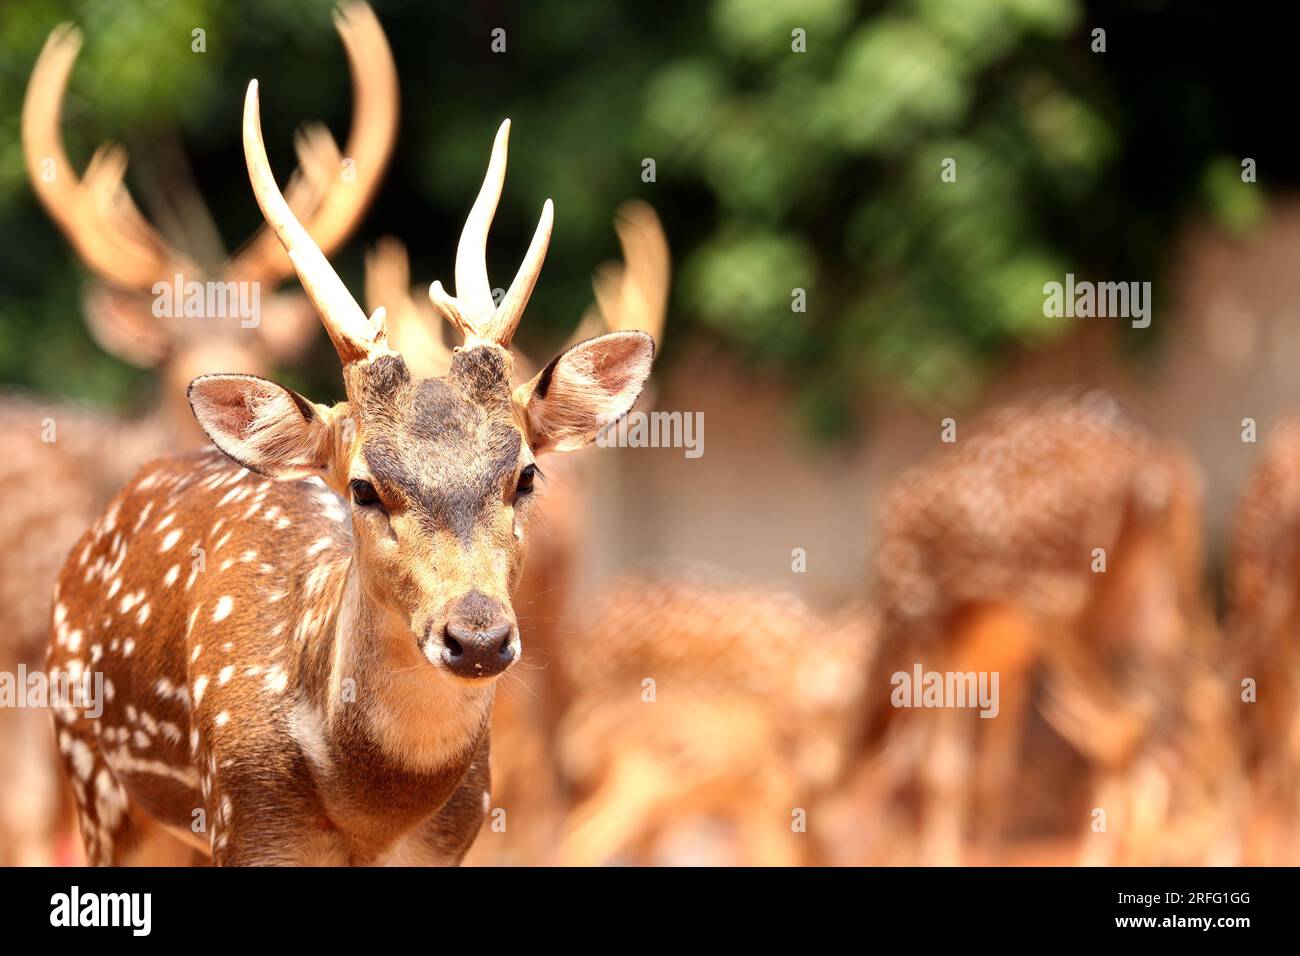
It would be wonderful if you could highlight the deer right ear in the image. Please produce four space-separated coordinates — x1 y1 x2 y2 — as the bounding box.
513 331 654 454
188 374 335 479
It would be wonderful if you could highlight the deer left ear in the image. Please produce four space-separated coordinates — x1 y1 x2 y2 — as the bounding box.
188 374 336 479
513 330 654 453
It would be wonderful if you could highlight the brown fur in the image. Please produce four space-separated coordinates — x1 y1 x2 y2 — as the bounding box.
51 325 651 865
855 390 1239 865
3 5 399 864
1227 418 1300 862
48 389 510 865
48 92 655 865
555 566 872 866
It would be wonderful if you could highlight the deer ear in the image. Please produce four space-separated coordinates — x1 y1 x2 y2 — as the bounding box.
188 374 334 479
513 331 654 454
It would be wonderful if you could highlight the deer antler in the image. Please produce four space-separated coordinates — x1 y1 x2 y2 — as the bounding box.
366 237 452 375
226 1 398 286
243 81 390 368
568 201 671 348
428 120 553 349
24 2 398 296
21 24 197 290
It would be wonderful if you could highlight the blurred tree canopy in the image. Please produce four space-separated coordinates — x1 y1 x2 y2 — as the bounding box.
0 0 1285 437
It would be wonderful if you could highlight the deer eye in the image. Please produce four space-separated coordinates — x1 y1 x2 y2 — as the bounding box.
516 464 538 496
350 479 381 508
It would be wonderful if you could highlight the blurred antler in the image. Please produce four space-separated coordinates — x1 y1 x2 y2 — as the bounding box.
568 201 671 347
23 2 399 296
225 1 399 285
21 24 197 290
365 237 451 375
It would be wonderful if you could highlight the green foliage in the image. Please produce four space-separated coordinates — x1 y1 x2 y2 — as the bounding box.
0 0 1279 435
1201 157 1266 236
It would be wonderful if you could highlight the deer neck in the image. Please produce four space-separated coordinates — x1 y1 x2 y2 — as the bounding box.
310 566 494 778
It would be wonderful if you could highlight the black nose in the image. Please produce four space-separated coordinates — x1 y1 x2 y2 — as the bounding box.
441 592 517 679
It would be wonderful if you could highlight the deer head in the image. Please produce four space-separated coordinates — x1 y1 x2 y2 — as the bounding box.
187 82 654 681
21 2 398 445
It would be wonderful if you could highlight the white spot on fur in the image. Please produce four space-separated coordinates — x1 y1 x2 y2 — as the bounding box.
69 739 94 782
94 768 125 830
289 701 330 771
213 596 234 622
264 665 288 695
103 746 199 790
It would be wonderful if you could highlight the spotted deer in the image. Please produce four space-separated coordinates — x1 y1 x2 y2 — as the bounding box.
855 391 1239 865
365 204 670 865
1227 418 1300 863
554 565 871 866
0 4 397 866
47 80 654 866
20 4 396 446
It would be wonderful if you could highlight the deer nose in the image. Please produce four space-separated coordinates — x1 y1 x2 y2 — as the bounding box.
440 592 517 679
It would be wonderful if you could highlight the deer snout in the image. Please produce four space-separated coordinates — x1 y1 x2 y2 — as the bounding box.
436 591 519 680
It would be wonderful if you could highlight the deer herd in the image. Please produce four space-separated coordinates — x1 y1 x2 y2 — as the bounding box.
2 3 1299 867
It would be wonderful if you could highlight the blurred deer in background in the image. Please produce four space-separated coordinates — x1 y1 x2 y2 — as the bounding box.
1227 418 1300 864
851 391 1240 866
555 565 872 866
47 83 653 865
0 2 397 865
365 202 670 864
